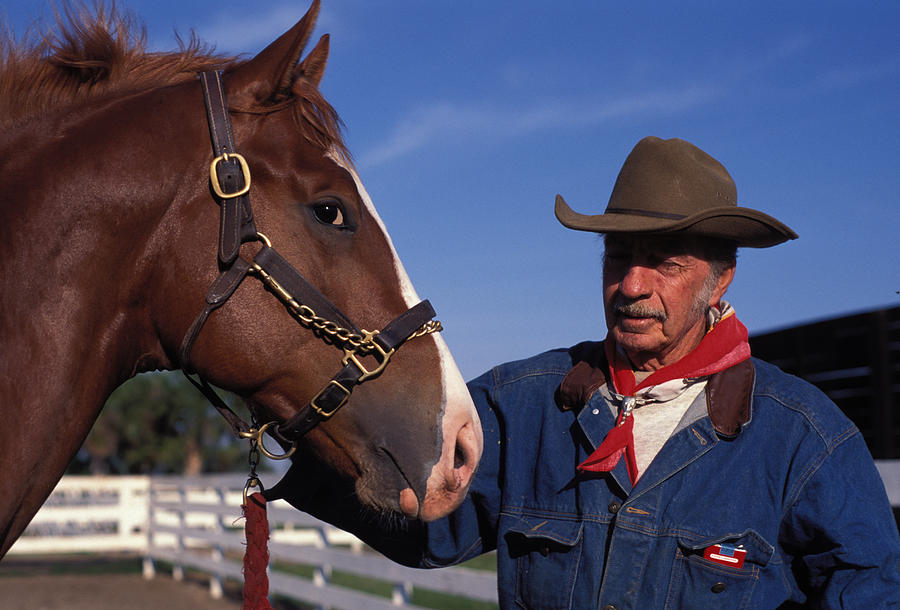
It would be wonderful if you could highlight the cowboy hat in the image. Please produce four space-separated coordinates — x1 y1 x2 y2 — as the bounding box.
555 136 797 247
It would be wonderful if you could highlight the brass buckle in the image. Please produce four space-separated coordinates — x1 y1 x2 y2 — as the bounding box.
239 421 296 460
342 332 395 383
310 380 352 417
209 152 251 198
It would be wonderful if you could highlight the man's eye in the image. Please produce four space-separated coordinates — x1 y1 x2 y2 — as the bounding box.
313 203 344 226
658 259 686 271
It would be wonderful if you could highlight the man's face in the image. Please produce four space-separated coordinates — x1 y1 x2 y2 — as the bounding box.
602 234 734 370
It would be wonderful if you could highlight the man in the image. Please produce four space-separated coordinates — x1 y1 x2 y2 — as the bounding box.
290 137 900 607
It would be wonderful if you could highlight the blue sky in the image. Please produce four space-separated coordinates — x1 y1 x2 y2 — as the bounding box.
5 1 899 379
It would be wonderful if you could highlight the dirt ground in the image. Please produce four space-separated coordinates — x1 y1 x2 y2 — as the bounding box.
0 555 242 610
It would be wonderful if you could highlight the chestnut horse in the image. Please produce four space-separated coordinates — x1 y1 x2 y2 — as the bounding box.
0 1 482 557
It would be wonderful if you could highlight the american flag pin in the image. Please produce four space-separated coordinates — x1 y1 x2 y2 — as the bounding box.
703 543 747 569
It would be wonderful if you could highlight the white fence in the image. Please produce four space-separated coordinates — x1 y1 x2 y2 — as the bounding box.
9 473 498 609
10 475 150 555
9 463 900 608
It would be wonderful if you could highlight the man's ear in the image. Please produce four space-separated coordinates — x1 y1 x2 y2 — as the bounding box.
709 263 736 307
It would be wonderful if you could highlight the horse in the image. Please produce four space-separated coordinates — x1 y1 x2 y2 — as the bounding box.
0 0 482 557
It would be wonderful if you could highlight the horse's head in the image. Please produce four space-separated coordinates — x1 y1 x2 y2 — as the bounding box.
135 3 482 520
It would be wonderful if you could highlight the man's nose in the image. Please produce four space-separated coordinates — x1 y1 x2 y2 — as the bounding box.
618 264 653 299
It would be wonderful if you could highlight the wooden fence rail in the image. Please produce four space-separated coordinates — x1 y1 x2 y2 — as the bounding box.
9 475 150 555
10 465 900 608
10 473 498 609
142 473 498 608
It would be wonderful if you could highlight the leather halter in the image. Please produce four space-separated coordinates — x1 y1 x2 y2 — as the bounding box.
180 70 442 458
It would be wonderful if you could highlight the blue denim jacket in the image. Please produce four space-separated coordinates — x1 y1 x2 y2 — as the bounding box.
386 343 900 609
303 343 900 608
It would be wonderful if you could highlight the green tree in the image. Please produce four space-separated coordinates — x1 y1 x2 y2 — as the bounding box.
67 372 249 474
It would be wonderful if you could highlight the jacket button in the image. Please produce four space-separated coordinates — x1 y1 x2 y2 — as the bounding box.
539 545 550 557
608 501 621 514
711 582 727 593
602 605 617 610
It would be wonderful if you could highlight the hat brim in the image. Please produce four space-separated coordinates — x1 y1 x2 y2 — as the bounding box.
555 195 797 248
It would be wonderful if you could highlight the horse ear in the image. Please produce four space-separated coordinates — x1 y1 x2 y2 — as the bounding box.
295 34 329 87
226 0 323 106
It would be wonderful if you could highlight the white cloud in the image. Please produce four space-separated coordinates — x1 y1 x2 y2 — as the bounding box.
814 57 900 92
360 83 720 167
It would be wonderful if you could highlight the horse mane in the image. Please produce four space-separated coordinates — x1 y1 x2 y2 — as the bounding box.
0 2 348 158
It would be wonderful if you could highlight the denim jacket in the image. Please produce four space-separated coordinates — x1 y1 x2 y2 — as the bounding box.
308 342 900 608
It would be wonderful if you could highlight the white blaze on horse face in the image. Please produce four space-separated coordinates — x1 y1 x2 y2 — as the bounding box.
329 151 483 519
327 151 468 382
328 151 421 307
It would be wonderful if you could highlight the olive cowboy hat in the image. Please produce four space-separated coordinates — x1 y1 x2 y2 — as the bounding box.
555 136 798 248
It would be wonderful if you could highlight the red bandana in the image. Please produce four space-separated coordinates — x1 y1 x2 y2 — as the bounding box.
577 309 751 482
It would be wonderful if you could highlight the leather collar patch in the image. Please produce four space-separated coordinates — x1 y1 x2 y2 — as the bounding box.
557 342 609 412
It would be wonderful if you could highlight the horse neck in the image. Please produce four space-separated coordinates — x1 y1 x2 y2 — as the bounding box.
2 87 203 396
0 84 206 550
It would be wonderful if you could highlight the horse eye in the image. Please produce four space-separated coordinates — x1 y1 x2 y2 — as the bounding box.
312 202 345 226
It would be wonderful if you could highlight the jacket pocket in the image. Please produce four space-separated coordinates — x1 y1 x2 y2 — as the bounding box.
504 515 583 610
665 530 774 610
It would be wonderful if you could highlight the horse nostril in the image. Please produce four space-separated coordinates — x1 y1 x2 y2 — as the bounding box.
419 409 483 521
443 436 474 492
451 420 480 482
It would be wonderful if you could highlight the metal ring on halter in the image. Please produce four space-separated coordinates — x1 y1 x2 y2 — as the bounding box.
243 476 265 506
239 421 297 460
255 232 272 247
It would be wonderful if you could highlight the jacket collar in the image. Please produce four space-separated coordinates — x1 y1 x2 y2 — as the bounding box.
557 340 754 436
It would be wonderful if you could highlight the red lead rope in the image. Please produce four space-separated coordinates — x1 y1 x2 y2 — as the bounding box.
243 493 274 610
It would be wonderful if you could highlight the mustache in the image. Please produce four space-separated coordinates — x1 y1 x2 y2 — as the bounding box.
613 301 668 322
